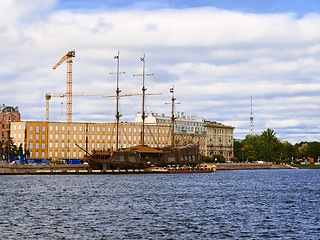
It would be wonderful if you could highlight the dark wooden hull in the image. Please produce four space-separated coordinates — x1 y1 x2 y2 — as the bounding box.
86 145 200 170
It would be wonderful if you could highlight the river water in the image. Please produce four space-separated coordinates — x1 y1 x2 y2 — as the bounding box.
0 169 319 239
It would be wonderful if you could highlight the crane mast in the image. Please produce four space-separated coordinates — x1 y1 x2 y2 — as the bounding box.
53 50 75 123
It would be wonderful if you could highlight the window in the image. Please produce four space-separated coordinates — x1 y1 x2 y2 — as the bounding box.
13 125 16 130
129 136 131 140
36 126 39 133
108 127 110 132
74 135 76 139
97 135 100 140
62 135 65 139
79 126 82 131
50 134 53 139
55 126 58 131
92 135 94 140
18 125 21 130
62 126 65 131
102 127 105 132
55 152 58 157
62 142 65 148
36 143 39 149
29 143 33 149
79 135 82 140
49 152 52 157
42 152 45 158
30 152 33 157
42 143 45 149
42 135 45 140
30 126 33 131
49 142 53 148
92 143 94 148
73 152 76 158
97 143 100 148
35 152 39 157
108 136 111 140
50 126 53 131
74 126 77 131
30 135 33 140
97 127 100 132
55 134 58 139
36 135 39 140
79 152 82 157
42 126 45 131
55 142 58 148
61 152 64 157
92 127 95 131
134 128 136 133
129 128 131 133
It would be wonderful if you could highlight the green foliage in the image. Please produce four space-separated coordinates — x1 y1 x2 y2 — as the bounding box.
247 155 257 162
233 128 320 163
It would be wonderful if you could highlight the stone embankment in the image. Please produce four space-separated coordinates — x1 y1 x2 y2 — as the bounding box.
0 163 89 174
0 162 294 175
215 162 293 170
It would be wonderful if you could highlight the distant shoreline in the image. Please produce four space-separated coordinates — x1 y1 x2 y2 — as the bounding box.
215 162 293 170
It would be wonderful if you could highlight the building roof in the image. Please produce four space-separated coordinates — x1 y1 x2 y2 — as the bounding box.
205 120 234 129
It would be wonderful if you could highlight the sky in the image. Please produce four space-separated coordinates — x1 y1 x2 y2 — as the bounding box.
1 0 320 143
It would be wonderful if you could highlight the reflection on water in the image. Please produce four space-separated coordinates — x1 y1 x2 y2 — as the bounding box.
0 169 319 239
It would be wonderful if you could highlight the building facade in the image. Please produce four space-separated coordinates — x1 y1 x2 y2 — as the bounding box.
0 105 20 144
136 112 207 154
11 121 171 160
205 121 234 161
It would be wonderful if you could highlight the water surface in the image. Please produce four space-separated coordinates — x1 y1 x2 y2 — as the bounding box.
0 169 319 239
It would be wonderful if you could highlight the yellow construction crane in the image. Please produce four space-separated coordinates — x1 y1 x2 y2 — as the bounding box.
53 50 75 123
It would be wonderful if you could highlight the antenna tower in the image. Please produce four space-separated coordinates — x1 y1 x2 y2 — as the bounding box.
250 94 253 135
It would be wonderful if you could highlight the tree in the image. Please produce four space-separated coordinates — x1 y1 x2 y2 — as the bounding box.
257 128 281 162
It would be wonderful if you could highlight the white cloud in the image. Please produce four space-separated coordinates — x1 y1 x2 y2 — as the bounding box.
1 2 320 143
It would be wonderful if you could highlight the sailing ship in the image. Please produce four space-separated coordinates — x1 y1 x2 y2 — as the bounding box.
81 52 213 172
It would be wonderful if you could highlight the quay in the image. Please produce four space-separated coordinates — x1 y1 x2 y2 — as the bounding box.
215 162 293 170
0 162 293 175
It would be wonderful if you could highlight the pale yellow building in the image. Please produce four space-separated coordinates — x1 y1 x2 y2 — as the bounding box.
11 121 171 160
205 121 234 161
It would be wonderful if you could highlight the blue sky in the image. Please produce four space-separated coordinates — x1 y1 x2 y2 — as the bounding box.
56 0 320 16
1 0 320 143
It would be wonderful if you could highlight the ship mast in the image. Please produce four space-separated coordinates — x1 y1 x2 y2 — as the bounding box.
133 54 153 145
110 51 125 151
166 87 180 147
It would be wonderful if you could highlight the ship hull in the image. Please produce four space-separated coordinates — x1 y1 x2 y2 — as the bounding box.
86 144 201 170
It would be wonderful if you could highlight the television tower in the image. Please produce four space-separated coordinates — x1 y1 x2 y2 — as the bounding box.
250 94 253 135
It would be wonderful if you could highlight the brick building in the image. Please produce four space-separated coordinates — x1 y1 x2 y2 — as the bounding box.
0 104 20 144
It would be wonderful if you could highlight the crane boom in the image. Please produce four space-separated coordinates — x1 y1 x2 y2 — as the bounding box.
52 50 75 122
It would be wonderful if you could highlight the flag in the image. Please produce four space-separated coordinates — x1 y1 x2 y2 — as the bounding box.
140 57 145 62
170 87 174 93
114 56 119 59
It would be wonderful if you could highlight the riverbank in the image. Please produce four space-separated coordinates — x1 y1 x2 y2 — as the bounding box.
215 162 293 170
0 162 295 175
